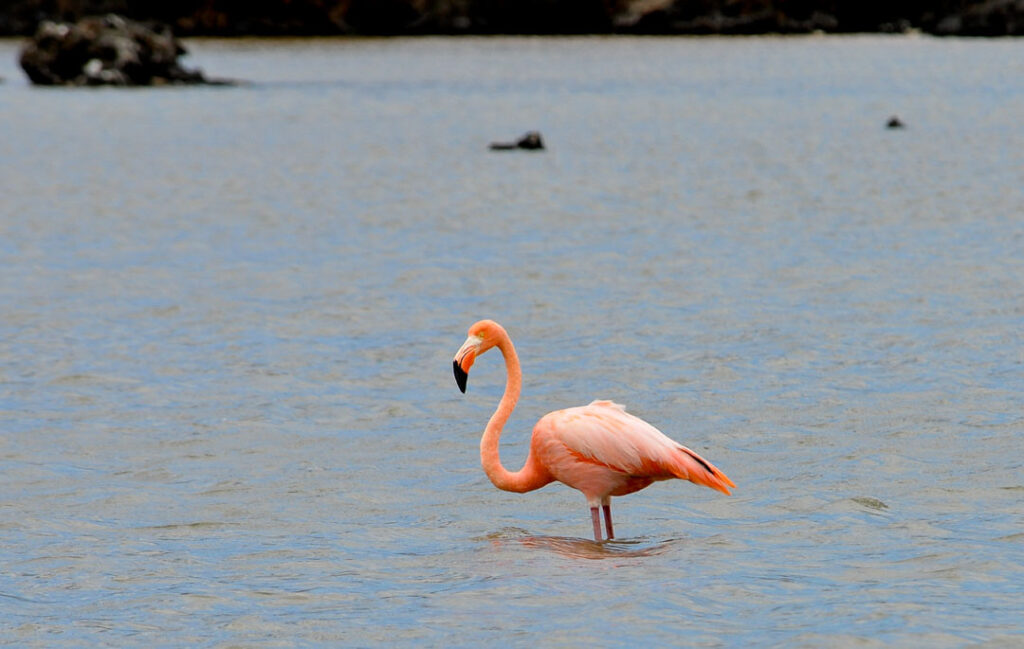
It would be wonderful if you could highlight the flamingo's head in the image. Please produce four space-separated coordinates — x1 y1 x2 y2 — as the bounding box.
453 319 504 393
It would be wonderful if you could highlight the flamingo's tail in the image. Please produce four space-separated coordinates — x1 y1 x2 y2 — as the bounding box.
673 446 736 495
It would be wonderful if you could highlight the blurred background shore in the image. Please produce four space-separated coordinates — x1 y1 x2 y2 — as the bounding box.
0 0 1021 37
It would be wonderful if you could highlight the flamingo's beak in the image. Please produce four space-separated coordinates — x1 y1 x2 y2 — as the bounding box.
453 335 481 393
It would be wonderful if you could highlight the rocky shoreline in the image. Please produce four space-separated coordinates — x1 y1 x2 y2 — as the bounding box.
19 14 229 86
0 0 1021 38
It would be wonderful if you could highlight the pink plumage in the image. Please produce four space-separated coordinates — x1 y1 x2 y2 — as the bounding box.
534 400 735 503
454 320 735 541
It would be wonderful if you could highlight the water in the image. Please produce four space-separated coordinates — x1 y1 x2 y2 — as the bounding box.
1 35 1022 647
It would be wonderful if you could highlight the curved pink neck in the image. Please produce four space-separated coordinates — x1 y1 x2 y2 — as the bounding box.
479 330 552 493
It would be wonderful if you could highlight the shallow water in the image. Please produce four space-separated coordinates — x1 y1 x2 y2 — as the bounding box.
1 35 1022 647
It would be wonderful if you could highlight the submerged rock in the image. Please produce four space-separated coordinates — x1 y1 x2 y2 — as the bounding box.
489 131 545 151
19 14 228 86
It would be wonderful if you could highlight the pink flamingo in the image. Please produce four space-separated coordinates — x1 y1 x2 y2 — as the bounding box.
453 319 735 542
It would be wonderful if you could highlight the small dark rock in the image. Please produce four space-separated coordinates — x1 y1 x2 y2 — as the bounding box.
489 131 545 151
19 14 230 86
886 116 905 129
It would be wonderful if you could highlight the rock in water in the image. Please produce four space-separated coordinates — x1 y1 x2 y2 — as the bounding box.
489 131 545 151
19 14 224 86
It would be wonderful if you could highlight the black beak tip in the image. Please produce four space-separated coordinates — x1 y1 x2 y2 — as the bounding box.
453 360 468 393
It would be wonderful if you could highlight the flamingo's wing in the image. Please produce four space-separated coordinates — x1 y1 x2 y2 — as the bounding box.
548 400 735 494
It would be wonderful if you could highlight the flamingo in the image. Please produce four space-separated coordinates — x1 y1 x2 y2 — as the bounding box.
453 319 735 542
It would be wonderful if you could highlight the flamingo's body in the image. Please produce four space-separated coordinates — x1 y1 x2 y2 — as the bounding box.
453 319 734 541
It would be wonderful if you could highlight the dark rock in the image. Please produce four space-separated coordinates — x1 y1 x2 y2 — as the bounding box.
18 14 229 86
887 116 905 129
490 131 545 151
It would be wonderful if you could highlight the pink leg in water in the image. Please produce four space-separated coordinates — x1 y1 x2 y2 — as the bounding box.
590 507 602 541
603 504 614 540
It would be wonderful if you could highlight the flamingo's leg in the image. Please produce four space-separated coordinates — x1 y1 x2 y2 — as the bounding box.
590 507 602 542
602 503 614 540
